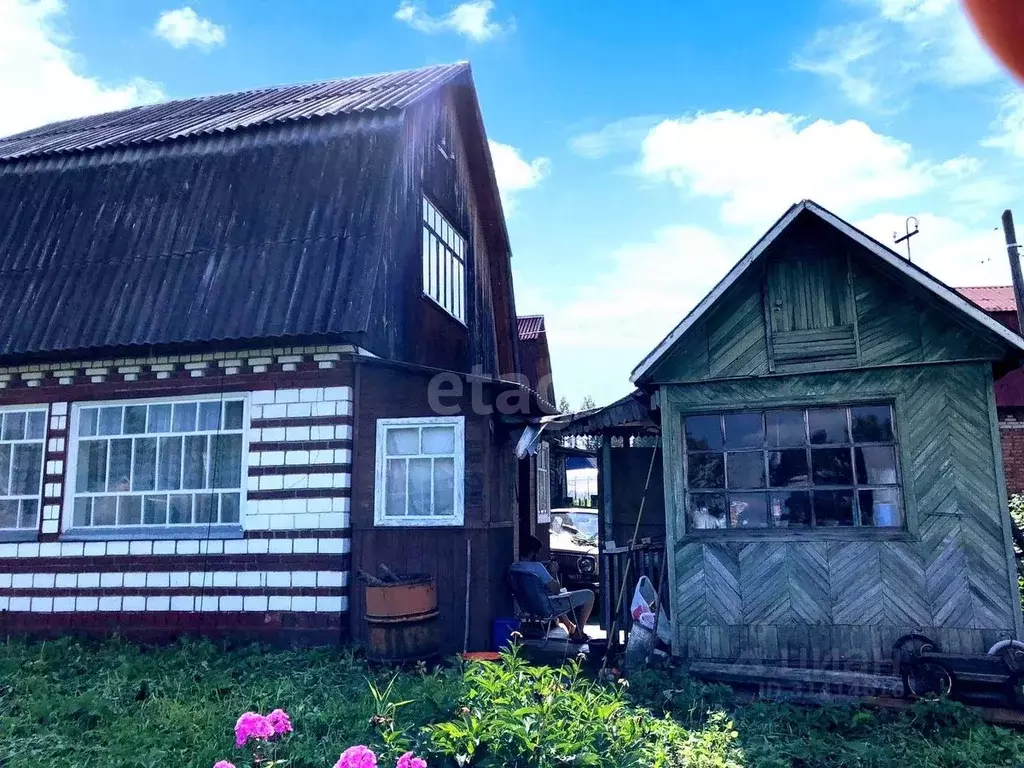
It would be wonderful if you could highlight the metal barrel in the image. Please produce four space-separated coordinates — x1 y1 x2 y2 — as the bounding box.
364 576 440 662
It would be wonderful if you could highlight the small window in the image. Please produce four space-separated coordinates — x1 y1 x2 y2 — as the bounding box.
422 197 467 323
683 403 902 532
67 397 247 533
0 407 47 531
374 417 464 526
537 442 551 524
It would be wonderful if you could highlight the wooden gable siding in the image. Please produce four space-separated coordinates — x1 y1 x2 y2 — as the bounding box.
649 220 1005 384
661 363 1023 665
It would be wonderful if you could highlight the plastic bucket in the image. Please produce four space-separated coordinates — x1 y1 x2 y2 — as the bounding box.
492 617 520 650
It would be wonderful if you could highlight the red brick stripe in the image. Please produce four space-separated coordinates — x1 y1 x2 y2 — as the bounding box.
248 463 351 476
0 553 349 572
244 530 349 539
251 415 352 429
250 439 352 452
0 586 349 598
247 488 351 500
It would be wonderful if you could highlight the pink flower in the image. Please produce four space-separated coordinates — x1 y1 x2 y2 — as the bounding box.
213 762 236 768
396 752 427 768
266 708 293 736
234 712 274 748
334 745 378 768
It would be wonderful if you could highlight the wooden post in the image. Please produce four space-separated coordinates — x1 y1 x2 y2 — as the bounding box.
1002 210 1024 332
600 434 614 634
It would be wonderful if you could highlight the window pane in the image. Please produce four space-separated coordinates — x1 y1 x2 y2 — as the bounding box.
688 493 727 530
2 412 24 440
685 415 722 451
195 494 217 523
408 458 432 516
0 444 8 495
210 434 242 488
183 435 208 489
124 405 147 434
77 441 107 493
20 499 38 529
118 496 142 526
724 413 763 449
726 451 765 489
688 453 724 489
172 403 197 433
198 402 221 431
25 411 45 440
220 493 240 523
811 448 854 485
92 496 116 526
148 404 172 433
422 426 455 455
814 490 854 526
157 436 182 490
144 495 168 525
851 405 894 443
434 457 455 517
855 446 898 485
769 449 809 487
106 439 131 492
808 408 849 445
730 493 769 528
132 437 157 491
73 497 90 527
766 410 805 447
860 488 902 527
386 458 407 517
224 401 244 430
10 444 39 493
168 494 192 524
386 428 419 456
79 408 98 437
422 227 430 292
0 499 17 528
98 406 122 436
772 491 812 527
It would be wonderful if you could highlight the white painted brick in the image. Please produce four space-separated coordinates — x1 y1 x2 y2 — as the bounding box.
212 572 235 587
30 597 54 613
268 596 291 611
247 474 260 491
262 427 286 442
100 573 123 588
286 402 312 418
38 542 60 557
269 514 294 529
306 497 332 513
0 597 9 611
311 402 336 417
251 365 268 374
266 571 291 587
78 573 100 588
335 449 353 464
316 596 343 612
262 403 288 419
171 596 195 611
244 595 269 612
219 595 244 611
284 473 309 489
311 426 334 440
61 542 84 557
146 573 170 588
129 541 152 556
74 596 99 611
282 498 307 516
334 473 351 489
0 574 10 588
336 400 352 417
123 572 147 588
9 597 30 611
309 449 333 464
268 538 292 554
170 572 190 588
236 571 261 588
332 497 350 513
152 541 176 555
335 425 352 440
56 573 79 589
51 402 68 416
293 538 317 554
317 361 335 370
198 596 219 611
98 596 122 612
292 513 320 529
106 541 129 556
53 597 75 612
247 452 261 468
42 519 59 534
11 574 32 588
18 543 40 557
32 573 56 589
324 386 352 401
261 451 285 466
299 388 324 402
250 405 264 420
0 543 16 558
189 572 209 587
309 473 333 489
247 539 270 554
275 389 300 404
255 499 283 516
291 596 316 612
285 426 310 441
224 539 247 554
251 390 276 405
258 475 284 491
122 596 146 612
201 540 224 555
291 571 316 587
177 540 199 555
146 596 171 611
318 538 346 553
285 450 309 466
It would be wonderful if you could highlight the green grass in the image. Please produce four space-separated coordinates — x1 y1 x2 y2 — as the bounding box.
0 638 1022 767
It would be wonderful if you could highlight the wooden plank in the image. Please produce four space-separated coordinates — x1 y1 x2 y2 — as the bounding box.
688 661 904 696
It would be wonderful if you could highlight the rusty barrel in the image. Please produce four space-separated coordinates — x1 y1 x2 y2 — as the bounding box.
364 575 439 662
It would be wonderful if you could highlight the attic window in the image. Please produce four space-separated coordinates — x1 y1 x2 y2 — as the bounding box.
422 197 466 323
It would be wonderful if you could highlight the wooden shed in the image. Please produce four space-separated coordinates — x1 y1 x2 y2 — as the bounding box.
631 200 1024 668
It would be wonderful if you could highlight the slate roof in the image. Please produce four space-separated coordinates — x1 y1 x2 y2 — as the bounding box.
956 286 1017 313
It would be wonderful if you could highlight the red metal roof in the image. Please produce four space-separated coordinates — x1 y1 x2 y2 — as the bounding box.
517 315 545 340
955 286 1017 313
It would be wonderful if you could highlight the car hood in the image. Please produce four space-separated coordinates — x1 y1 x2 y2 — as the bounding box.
550 530 597 556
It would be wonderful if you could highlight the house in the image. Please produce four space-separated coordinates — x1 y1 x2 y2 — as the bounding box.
0 62 549 651
631 199 1024 666
954 286 1024 495
517 315 555 407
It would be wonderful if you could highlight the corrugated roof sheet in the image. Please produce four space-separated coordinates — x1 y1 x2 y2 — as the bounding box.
956 286 1017 313
517 314 545 340
0 62 468 161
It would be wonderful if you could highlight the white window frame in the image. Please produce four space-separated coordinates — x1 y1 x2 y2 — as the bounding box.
64 393 250 539
421 196 467 324
0 404 47 534
374 416 465 527
536 442 551 524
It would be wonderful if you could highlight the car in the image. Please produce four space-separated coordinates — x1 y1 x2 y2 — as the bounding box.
549 507 600 591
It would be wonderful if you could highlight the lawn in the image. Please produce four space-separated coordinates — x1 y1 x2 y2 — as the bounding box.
0 638 1023 767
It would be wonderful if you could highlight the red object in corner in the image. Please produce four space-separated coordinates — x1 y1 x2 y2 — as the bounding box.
963 0 1024 83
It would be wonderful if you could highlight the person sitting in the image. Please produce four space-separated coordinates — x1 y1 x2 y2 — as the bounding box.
510 534 594 642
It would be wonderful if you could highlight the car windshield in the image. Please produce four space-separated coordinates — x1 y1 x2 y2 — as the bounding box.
552 510 599 542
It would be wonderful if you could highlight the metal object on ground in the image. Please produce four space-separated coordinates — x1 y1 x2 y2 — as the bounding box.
365 575 439 663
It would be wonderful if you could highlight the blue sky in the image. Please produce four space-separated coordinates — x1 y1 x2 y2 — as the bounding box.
2 0 1024 406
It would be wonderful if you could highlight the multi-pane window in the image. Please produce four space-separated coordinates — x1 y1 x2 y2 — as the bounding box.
375 417 464 526
684 404 902 531
537 442 551 524
68 398 246 530
422 197 466 323
0 408 46 530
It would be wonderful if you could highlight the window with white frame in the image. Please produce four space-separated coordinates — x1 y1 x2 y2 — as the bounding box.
68 397 246 531
0 408 46 530
375 416 464 526
422 197 466 323
536 442 551 524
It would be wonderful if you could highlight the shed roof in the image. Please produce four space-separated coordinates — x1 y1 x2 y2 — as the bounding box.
956 286 1017 313
632 200 1024 382
517 314 545 340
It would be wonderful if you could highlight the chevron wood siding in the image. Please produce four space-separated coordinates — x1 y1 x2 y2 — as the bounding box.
662 364 1023 665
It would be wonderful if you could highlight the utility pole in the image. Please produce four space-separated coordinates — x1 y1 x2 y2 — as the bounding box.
1003 210 1024 332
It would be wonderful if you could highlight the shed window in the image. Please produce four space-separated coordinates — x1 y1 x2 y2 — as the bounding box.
0 407 47 531
374 417 464 526
537 442 551 524
684 404 902 531
66 397 247 533
422 197 467 323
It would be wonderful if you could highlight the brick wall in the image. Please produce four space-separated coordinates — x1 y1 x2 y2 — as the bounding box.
0 346 354 645
1000 411 1024 497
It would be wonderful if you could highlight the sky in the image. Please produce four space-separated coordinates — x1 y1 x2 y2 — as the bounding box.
2 0 1024 407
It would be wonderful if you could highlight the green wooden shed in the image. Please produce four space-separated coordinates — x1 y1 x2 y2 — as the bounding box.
631 199 1024 667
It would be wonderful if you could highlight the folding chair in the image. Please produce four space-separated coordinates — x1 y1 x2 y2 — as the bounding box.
507 568 581 651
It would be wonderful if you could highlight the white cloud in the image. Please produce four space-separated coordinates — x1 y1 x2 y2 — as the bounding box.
394 1 511 42
0 0 163 139
568 116 663 159
154 7 226 50
792 25 882 108
983 92 1024 160
488 139 550 213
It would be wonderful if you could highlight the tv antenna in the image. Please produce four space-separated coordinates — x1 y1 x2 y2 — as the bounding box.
893 216 919 262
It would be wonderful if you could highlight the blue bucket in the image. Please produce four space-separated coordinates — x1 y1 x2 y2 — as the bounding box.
492 617 520 650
